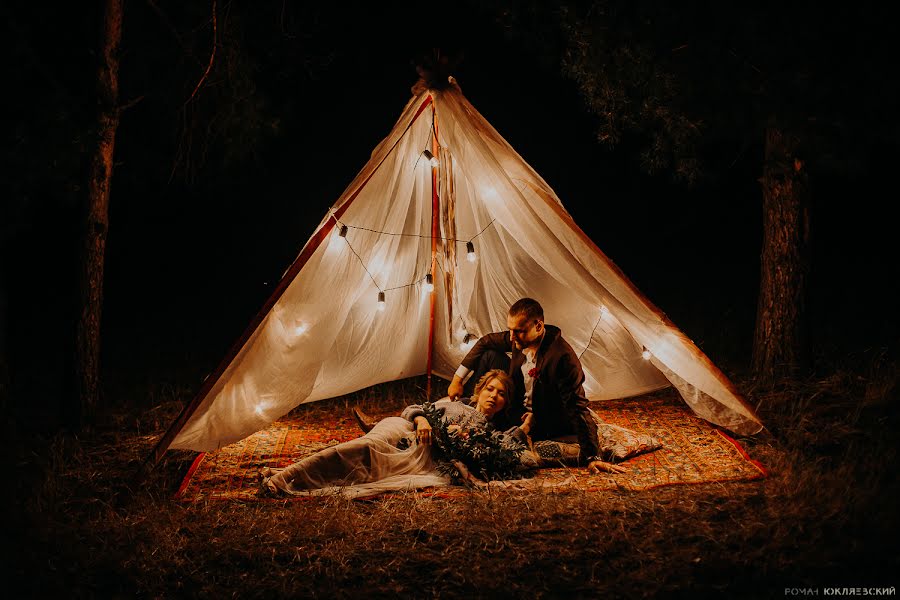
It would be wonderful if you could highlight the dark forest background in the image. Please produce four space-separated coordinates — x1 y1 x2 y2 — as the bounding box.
2 1 897 431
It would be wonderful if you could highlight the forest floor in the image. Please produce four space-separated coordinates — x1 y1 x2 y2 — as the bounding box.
6 361 899 599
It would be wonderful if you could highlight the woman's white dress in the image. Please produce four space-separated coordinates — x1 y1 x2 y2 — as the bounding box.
261 395 508 498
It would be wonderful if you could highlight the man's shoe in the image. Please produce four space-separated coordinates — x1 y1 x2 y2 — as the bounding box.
352 406 376 433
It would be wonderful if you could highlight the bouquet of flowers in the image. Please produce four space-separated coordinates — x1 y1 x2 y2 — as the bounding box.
421 402 529 483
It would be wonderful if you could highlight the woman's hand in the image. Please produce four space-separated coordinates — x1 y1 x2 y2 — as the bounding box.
520 412 534 435
451 460 486 487
447 424 469 439
588 460 627 474
414 416 432 446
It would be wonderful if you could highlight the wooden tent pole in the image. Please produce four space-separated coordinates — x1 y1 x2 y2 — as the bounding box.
425 103 440 400
139 96 434 474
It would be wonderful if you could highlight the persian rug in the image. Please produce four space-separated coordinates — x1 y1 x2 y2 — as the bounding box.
174 392 766 502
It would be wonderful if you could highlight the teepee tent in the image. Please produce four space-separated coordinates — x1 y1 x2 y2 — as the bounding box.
148 78 762 464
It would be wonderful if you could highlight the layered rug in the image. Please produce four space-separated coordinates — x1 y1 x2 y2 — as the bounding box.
174 391 766 502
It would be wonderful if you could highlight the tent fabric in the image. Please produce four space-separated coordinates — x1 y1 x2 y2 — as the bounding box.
170 79 762 452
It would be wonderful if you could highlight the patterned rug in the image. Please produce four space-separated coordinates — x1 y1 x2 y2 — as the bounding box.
174 392 766 502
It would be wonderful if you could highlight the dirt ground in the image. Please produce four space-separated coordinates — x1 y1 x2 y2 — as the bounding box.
6 370 899 598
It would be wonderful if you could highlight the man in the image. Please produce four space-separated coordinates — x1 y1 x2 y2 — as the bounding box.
447 298 625 475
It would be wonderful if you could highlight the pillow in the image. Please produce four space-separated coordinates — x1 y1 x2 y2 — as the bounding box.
595 422 663 461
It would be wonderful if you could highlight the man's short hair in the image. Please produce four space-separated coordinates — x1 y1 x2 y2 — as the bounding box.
508 298 544 323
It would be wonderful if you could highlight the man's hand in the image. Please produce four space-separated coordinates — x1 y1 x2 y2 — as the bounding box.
520 411 534 435
447 375 465 400
414 416 432 446
588 460 627 474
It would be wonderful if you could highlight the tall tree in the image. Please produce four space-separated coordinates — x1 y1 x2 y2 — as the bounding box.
76 0 122 426
494 1 895 383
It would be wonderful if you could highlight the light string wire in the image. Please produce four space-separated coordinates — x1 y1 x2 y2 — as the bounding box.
578 313 605 360
332 214 496 294
321 108 601 355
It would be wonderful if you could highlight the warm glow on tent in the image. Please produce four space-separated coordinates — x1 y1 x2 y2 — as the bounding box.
481 186 500 203
642 348 652 360
600 305 611 321
368 255 391 280
254 397 274 417
293 322 308 336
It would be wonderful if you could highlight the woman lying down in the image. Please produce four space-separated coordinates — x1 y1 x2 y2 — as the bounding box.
258 369 646 498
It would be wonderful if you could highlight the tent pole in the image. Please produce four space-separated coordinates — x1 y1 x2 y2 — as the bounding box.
425 103 440 400
138 96 435 476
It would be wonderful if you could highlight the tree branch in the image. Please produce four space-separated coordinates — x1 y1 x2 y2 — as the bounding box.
183 0 217 107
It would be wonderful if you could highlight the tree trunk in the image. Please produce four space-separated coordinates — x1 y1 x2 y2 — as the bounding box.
75 0 122 427
752 125 811 384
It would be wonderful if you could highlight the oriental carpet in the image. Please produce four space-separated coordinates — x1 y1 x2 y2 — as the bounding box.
174 391 766 502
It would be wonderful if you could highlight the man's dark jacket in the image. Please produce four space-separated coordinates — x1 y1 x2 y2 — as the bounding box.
461 325 600 460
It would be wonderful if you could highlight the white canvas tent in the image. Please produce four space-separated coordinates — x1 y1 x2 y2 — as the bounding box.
149 78 762 464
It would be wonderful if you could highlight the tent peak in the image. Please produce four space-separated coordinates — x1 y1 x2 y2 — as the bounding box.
412 49 462 95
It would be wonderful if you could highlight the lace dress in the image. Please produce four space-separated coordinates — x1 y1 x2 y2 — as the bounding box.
261 398 525 498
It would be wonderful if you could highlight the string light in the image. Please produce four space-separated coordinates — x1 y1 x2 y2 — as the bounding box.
459 333 476 352
642 347 652 360
254 397 272 416
599 305 611 321
328 219 495 315
421 149 439 167
293 322 308 336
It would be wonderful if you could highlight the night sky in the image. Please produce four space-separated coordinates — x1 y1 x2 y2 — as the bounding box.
3 1 897 422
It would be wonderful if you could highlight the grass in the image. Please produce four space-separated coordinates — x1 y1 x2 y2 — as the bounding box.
6 363 899 599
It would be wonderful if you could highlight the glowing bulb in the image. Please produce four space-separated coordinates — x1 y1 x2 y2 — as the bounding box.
481 186 499 203
600 305 611 321
466 241 476 263
422 149 439 167
293 322 308 336
642 347 652 360
338 224 348 238
459 333 475 352
377 291 386 311
254 403 265 416
424 273 434 293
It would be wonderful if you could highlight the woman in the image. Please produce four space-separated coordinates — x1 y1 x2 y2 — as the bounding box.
258 370 532 498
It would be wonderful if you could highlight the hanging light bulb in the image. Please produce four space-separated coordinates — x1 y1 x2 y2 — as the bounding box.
422 149 439 167
338 224 348 238
293 322 308 336
424 273 434 293
600 305 611 321
377 291 386 311
466 241 476 263
459 333 475 352
642 347 652 360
